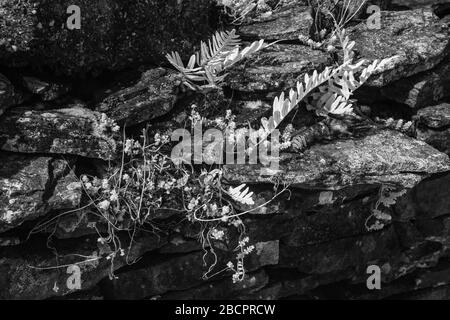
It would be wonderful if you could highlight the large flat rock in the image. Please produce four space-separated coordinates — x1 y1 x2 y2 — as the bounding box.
0 153 81 233
380 57 450 108
95 68 181 126
417 103 450 155
226 43 331 96
395 171 450 220
109 240 279 299
246 186 381 247
418 103 450 128
237 5 313 40
391 0 450 8
0 106 118 160
0 233 165 299
224 130 450 188
348 8 450 87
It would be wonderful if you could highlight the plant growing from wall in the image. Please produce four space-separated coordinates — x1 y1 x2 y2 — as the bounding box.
259 26 394 152
366 184 407 231
166 29 268 91
29 111 287 283
30 13 405 286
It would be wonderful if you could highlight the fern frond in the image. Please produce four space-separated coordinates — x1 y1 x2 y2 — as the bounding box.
197 29 241 67
166 52 206 80
257 26 397 146
309 55 395 116
326 95 354 114
259 66 336 138
228 184 255 206
166 29 267 91
224 39 266 70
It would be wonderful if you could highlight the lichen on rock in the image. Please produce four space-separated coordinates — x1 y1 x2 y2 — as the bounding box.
0 106 119 160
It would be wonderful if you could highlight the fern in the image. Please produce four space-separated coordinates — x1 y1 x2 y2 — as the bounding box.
259 27 394 144
366 185 406 231
198 29 241 67
309 28 395 116
166 29 267 91
259 67 336 139
228 184 255 206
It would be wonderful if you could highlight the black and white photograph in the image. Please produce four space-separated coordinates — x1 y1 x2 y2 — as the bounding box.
0 0 450 309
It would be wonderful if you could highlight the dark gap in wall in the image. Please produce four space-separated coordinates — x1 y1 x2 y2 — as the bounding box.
435 3 450 18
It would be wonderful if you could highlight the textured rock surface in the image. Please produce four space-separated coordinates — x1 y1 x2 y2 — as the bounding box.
0 106 118 160
417 128 450 155
0 233 165 299
246 186 382 247
161 270 269 299
418 103 450 128
417 104 450 155
395 172 450 220
391 0 450 8
224 130 450 188
348 8 450 87
0 154 81 232
0 0 450 302
226 43 331 95
95 68 181 126
0 0 214 75
380 57 450 108
227 8 450 104
238 5 313 40
109 240 279 299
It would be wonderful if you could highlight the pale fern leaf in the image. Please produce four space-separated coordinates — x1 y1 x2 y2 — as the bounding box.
167 29 267 90
228 184 255 206
260 66 337 138
199 29 241 67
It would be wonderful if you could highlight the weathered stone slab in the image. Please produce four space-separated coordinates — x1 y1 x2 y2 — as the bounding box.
247 187 380 247
110 240 279 299
417 130 450 157
226 43 331 95
0 154 81 233
0 233 165 299
348 8 450 87
391 0 450 8
0 106 118 160
380 58 450 108
95 68 181 126
224 130 450 189
417 103 450 128
395 172 450 221
278 226 402 274
238 5 313 40
161 270 268 300
416 104 450 154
